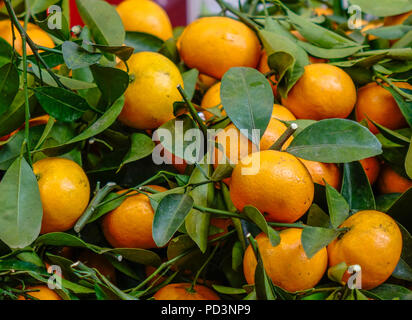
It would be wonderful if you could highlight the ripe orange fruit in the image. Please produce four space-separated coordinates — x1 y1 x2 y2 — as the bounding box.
230 150 314 222
178 17 261 79
355 82 412 134
153 283 220 300
282 64 356 120
4 21 43 50
360 157 381 185
18 286 61 300
116 0 173 41
313 7 334 16
117 52 184 130
258 50 278 95
33 158 90 234
201 82 223 121
360 21 384 41
101 185 167 249
298 159 341 190
271 104 296 121
0 20 54 55
197 73 218 91
259 117 294 150
77 251 117 283
377 165 412 194
243 229 328 292
327 210 403 290
384 10 412 26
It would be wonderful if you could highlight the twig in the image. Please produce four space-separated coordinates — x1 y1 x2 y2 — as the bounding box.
269 123 298 150
4 0 68 89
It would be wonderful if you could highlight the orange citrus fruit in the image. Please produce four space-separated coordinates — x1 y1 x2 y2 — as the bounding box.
384 10 412 26
0 20 54 55
18 286 61 300
201 82 223 121
116 0 173 41
33 157 90 234
299 159 341 190
230 150 314 222
327 210 403 290
270 104 296 121
117 52 184 130
282 64 356 120
243 229 328 292
101 185 167 249
377 165 412 194
178 17 261 79
153 283 220 300
355 82 412 134
360 157 381 185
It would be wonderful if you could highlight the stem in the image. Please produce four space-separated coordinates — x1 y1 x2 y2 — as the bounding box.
189 244 219 292
269 122 298 150
36 46 62 54
74 182 117 233
215 0 261 32
4 0 67 89
374 73 412 101
248 0 260 15
177 85 208 137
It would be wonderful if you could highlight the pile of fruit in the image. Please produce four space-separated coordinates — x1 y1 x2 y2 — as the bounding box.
0 0 411 300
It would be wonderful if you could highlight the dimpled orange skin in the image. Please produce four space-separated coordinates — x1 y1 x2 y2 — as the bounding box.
0 20 54 55
178 17 261 79
101 185 167 249
327 210 403 290
153 283 220 300
271 104 296 121
298 159 341 190
355 82 412 134
117 52 184 130
18 286 61 300
282 64 356 120
360 157 381 185
377 165 412 194
201 82 223 121
230 150 314 223
116 0 173 41
243 229 328 292
33 158 90 234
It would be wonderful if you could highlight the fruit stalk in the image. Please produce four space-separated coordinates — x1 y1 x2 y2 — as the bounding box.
269 122 298 150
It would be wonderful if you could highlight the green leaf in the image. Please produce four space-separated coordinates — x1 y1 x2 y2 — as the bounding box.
258 29 309 98
392 258 412 281
306 204 331 228
118 133 154 170
185 161 213 253
325 182 349 228
368 283 412 300
254 247 277 300
159 38 179 63
124 31 164 53
287 119 383 163
212 285 246 295
90 65 129 107
153 193 194 247
406 138 412 179
0 156 43 248
102 248 161 267
89 43 134 62
242 206 280 246
301 226 340 259
376 193 402 212
370 118 411 146
220 67 274 145
62 41 102 70
0 38 14 67
387 187 412 228
0 63 19 116
286 8 359 48
182 68 199 101
341 161 376 212
348 0 412 17
297 41 363 59
34 87 90 122
35 9 70 41
76 0 125 46
384 87 412 129
29 0 59 14
365 25 412 40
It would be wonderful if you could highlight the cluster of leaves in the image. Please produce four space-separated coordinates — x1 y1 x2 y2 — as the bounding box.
0 0 411 300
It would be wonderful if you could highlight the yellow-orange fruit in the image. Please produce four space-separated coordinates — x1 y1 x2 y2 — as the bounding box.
299 159 341 190
243 229 328 292
327 210 403 290
153 283 220 300
360 157 381 185
18 286 61 300
377 165 412 194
